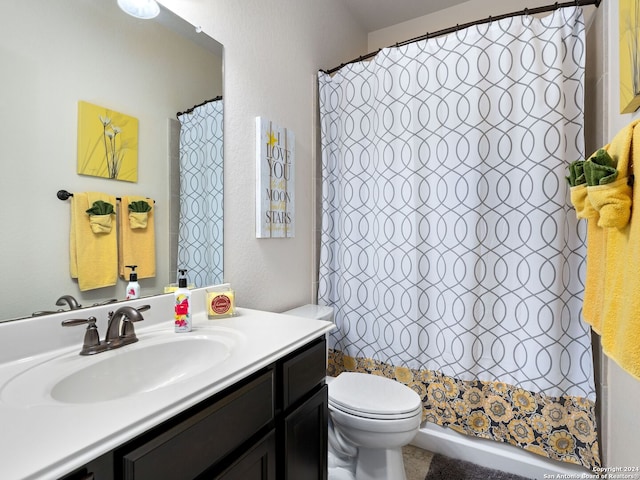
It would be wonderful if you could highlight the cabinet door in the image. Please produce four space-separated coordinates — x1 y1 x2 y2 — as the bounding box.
212 431 276 480
282 385 328 480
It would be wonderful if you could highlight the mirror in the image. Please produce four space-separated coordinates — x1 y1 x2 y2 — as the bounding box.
0 0 223 322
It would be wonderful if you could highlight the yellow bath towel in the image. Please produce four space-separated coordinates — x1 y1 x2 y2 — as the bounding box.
582 119 640 379
69 192 118 291
582 221 607 335
118 196 156 280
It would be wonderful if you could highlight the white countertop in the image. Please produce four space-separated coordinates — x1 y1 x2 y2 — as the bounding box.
0 294 334 480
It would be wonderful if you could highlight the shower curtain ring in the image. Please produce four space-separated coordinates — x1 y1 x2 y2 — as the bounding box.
524 7 529 15
554 2 559 8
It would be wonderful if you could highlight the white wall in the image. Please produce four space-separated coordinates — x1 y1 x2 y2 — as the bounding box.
157 0 367 312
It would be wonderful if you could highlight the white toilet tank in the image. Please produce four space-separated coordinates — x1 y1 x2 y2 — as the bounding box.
282 304 334 322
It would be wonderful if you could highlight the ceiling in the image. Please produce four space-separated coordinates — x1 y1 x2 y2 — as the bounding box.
342 0 471 32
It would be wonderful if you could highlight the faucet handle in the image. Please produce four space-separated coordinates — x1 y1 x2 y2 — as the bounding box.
62 317 96 328
62 317 102 355
120 305 148 341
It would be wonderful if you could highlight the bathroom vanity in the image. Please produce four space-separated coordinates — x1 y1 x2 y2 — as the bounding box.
62 336 327 480
0 290 333 480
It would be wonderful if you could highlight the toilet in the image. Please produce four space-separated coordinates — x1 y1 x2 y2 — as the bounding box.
283 305 423 480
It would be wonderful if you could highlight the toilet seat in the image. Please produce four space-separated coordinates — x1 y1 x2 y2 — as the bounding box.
329 399 422 420
328 372 422 420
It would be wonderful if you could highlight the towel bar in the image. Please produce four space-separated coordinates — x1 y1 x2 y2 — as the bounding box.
57 190 155 203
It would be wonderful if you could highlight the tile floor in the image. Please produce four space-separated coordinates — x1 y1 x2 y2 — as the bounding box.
403 444 434 480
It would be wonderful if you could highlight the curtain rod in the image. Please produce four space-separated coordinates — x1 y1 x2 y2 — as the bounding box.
176 95 223 118
322 0 601 75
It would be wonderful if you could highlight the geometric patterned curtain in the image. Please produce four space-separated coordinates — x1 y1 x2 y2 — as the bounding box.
318 6 599 470
177 99 223 287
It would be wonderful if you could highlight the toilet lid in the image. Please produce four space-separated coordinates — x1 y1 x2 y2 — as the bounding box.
329 372 422 419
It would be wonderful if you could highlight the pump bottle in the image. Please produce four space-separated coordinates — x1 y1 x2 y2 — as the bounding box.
125 265 140 300
174 269 192 332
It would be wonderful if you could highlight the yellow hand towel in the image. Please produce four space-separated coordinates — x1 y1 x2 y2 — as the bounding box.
69 192 118 291
88 213 114 234
570 184 599 219
118 195 156 280
582 119 640 380
587 177 633 229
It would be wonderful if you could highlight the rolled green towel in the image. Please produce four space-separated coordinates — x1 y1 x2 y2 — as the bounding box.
566 160 586 187
128 200 152 213
86 200 115 216
584 149 618 185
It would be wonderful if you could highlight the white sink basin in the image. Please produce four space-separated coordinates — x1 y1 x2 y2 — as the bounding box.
0 328 242 405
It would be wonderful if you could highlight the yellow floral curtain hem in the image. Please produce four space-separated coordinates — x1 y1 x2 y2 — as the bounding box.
328 350 600 471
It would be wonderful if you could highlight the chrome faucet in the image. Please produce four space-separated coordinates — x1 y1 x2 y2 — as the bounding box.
62 305 150 355
56 295 82 310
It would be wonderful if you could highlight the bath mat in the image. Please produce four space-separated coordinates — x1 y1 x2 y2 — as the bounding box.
424 453 532 480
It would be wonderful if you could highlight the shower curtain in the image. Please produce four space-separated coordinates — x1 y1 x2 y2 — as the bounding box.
177 99 224 287
318 6 599 470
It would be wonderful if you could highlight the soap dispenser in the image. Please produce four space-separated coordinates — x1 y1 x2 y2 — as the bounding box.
174 269 192 333
125 265 140 300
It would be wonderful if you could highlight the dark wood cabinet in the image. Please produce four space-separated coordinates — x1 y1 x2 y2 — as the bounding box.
282 385 328 480
58 336 327 480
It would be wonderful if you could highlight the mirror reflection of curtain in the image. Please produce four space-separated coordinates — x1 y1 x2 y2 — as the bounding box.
177 99 223 287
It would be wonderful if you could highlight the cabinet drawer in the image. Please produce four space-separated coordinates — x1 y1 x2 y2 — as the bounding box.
280 337 326 410
122 370 274 480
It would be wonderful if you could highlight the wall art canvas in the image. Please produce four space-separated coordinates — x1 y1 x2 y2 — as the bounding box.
255 117 295 238
77 101 138 181
620 0 640 113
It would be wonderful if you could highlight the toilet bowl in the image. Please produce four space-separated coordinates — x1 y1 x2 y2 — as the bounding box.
282 305 423 480
328 372 422 480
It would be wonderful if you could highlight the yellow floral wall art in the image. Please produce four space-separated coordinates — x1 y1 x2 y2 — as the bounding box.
620 0 640 113
77 101 138 181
